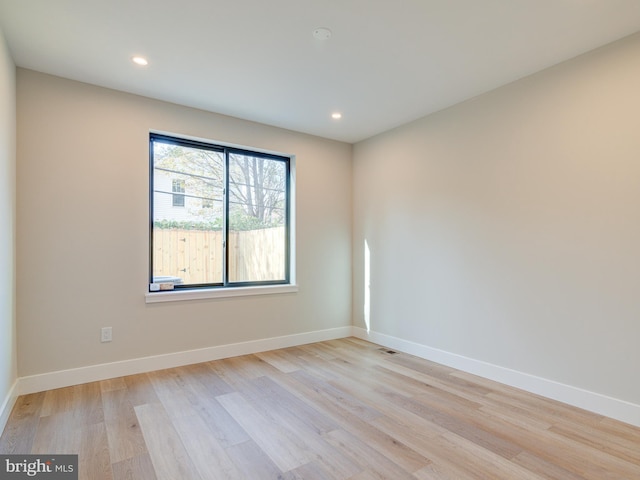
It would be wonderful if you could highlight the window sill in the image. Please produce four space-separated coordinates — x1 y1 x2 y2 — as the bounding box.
145 284 298 303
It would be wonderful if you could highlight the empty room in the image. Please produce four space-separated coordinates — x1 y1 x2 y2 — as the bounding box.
1 1 640 479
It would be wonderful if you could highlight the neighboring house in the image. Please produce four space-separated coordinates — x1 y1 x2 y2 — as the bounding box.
153 170 214 224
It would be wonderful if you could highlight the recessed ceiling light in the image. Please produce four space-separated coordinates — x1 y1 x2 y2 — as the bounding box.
331 112 342 120
132 56 148 66
313 27 332 40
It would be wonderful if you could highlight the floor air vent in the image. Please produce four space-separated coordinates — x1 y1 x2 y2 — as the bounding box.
378 348 398 355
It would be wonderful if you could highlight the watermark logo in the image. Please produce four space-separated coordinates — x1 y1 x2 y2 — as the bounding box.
1 455 77 479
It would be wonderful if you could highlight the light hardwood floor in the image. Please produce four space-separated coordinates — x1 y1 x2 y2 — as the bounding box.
1 338 639 479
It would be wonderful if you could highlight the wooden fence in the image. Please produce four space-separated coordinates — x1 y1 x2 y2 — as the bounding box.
153 227 285 284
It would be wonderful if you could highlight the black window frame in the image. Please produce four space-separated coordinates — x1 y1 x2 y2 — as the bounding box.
149 133 291 291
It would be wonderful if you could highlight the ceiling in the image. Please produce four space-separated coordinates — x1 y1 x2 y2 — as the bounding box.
1 1 640 143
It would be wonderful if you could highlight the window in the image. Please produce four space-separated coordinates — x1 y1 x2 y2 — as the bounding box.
171 179 185 207
150 133 292 291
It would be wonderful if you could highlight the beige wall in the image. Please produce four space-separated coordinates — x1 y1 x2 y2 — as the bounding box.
17 70 352 377
0 29 17 409
13 28 640 415
353 32 640 405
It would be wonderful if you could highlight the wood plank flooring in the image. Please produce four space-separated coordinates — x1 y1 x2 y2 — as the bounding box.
1 338 639 479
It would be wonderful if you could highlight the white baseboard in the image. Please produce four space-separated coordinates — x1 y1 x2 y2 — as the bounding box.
13 325 640 428
352 327 640 428
0 380 18 435
18 326 352 395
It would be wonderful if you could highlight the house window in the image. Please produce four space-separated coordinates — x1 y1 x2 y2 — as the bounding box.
150 133 292 290
171 179 185 207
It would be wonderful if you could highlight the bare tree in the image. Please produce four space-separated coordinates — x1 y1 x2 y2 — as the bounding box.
154 143 286 229
229 153 286 227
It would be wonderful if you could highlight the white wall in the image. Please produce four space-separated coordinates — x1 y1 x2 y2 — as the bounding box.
0 27 17 426
17 69 352 377
353 32 640 408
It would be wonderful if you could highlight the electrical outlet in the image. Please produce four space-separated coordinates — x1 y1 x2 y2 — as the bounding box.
101 327 112 343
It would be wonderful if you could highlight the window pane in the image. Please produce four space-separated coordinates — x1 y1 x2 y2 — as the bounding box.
152 141 224 285
228 153 287 283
